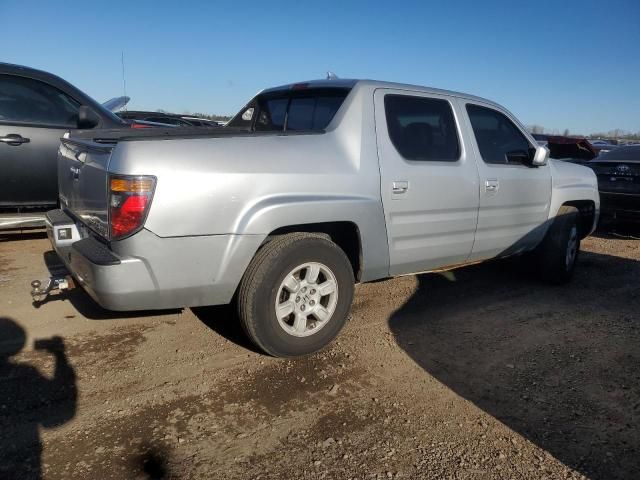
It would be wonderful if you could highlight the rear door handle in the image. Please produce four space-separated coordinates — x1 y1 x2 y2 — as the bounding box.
485 179 499 193
392 181 409 195
0 134 30 146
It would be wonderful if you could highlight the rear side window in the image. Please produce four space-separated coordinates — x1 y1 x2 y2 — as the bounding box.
227 87 350 132
0 74 80 126
466 104 532 165
384 95 460 162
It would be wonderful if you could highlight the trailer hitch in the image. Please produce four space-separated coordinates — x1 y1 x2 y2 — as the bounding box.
31 276 75 303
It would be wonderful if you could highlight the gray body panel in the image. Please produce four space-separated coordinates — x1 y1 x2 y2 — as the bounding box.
0 125 65 206
50 79 600 311
57 138 112 237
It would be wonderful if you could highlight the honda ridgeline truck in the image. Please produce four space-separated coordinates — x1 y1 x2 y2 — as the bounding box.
43 79 599 357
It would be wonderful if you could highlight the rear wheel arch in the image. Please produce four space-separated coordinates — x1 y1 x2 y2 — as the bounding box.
262 221 363 282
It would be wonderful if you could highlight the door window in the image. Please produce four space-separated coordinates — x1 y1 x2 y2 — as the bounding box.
466 104 532 165
384 94 460 162
0 74 80 126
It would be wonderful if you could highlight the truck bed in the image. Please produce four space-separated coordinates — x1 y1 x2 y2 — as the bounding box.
72 126 323 145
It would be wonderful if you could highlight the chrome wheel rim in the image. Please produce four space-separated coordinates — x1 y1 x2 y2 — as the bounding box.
274 262 339 337
566 225 578 269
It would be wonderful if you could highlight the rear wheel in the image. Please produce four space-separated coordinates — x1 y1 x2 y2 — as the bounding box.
532 205 580 284
237 233 355 357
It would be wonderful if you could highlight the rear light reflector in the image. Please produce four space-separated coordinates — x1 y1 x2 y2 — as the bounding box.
109 175 156 240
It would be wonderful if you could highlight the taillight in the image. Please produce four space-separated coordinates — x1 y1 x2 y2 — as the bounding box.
109 175 156 240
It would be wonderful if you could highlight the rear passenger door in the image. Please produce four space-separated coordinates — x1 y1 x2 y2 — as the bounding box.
461 101 552 260
375 89 480 275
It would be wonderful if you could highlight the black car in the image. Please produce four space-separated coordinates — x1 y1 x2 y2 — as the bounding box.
0 63 129 228
585 145 640 222
117 111 220 127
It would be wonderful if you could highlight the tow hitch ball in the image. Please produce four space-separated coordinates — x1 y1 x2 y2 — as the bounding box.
30 276 74 302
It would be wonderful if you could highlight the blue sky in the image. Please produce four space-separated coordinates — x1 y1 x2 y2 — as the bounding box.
2 0 639 133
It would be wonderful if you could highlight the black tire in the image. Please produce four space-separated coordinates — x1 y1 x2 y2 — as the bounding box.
533 205 580 284
237 233 355 357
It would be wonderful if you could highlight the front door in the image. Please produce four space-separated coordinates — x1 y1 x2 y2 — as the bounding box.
461 100 552 260
374 89 480 276
0 74 79 207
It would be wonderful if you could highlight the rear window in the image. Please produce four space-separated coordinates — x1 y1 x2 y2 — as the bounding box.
227 87 350 132
597 146 640 161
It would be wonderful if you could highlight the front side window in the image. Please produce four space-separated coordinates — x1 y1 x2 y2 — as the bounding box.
466 104 532 165
0 74 80 126
384 95 460 162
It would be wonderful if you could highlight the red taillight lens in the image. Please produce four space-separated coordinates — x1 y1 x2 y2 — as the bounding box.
109 175 156 240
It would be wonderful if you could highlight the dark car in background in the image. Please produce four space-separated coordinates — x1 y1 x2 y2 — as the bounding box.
538 135 598 164
117 111 220 127
0 63 129 229
584 145 640 222
588 139 617 155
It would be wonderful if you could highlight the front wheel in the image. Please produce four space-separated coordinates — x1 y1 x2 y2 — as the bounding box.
237 233 355 357
532 205 580 284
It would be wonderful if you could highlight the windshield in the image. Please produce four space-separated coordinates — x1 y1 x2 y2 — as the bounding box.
227 87 350 132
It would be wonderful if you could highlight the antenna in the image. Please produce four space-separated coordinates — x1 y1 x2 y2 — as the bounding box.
121 51 127 111
326 71 339 80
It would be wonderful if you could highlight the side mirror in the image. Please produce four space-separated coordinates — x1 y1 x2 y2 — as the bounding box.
531 145 549 166
77 106 101 129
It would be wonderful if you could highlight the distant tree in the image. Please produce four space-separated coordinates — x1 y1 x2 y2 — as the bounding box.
563 128 570 136
528 124 545 134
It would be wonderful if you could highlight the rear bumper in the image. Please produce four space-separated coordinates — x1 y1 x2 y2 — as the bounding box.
600 191 640 221
46 209 265 311
0 211 47 229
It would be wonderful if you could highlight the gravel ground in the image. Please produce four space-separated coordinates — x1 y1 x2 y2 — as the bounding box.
0 227 638 480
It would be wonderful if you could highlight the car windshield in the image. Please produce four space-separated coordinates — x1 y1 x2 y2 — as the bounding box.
597 146 640 161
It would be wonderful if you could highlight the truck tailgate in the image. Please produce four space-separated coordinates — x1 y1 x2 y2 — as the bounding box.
58 136 115 238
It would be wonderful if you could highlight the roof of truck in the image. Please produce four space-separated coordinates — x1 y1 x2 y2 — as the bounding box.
262 78 501 109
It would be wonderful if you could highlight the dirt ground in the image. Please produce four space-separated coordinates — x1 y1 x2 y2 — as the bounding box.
0 226 638 480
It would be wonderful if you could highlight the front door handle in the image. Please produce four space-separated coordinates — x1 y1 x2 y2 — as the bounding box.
0 134 30 146
392 181 409 195
485 179 499 193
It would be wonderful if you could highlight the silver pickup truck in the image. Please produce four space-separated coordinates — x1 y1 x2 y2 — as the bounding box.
43 79 599 357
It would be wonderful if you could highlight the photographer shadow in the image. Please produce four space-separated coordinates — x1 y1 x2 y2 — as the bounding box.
0 317 77 480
